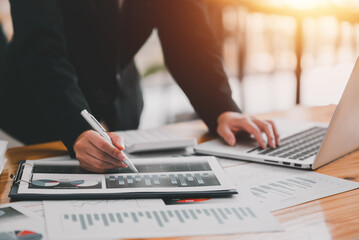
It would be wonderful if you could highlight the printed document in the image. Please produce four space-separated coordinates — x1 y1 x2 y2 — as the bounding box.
225 163 359 211
43 189 283 240
0 203 45 240
17 156 236 196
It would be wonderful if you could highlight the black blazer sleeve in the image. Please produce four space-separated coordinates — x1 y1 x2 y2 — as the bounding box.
8 0 91 156
155 0 241 133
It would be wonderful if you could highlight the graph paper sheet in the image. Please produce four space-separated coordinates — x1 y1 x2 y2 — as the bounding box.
43 190 283 239
225 163 359 211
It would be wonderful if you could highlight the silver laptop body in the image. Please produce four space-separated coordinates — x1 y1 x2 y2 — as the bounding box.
195 58 359 170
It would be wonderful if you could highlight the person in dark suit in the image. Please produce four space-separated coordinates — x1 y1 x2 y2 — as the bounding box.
0 0 279 172
0 24 7 68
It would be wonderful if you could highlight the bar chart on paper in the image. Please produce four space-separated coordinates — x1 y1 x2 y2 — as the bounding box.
249 176 321 198
44 203 283 239
106 172 219 188
63 206 257 229
225 163 359 211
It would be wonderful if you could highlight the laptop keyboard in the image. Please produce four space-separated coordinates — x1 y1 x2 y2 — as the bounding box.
247 127 327 161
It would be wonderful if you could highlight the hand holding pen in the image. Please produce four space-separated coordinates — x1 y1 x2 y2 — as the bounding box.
72 110 137 173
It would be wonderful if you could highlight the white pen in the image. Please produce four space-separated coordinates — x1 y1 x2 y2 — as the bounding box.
81 109 139 174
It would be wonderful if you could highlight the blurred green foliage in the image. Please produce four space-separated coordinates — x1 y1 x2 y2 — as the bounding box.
142 63 167 78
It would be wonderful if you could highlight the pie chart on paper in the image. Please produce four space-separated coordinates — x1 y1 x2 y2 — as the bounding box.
31 179 59 187
70 180 98 187
15 230 43 240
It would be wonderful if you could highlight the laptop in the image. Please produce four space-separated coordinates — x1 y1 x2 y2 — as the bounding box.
195 58 359 170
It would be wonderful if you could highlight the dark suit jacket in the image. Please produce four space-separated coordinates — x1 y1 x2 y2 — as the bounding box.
0 0 240 156
0 25 7 66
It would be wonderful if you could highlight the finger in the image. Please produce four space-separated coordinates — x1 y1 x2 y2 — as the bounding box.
87 140 126 168
88 131 126 161
79 161 106 173
108 132 125 150
74 131 126 172
87 139 127 167
85 144 124 168
221 116 266 148
217 124 236 146
77 152 117 173
119 161 127 168
241 120 267 149
268 120 280 146
86 152 125 170
81 160 113 173
253 119 276 148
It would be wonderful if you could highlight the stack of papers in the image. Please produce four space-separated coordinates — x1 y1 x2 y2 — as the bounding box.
4 127 359 239
0 141 8 177
0 203 46 239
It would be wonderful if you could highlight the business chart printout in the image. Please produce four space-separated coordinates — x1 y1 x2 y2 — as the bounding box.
224 163 359 211
17 156 235 196
0 203 46 240
43 190 282 240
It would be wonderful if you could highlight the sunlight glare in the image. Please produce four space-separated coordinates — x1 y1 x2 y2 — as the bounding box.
284 0 327 9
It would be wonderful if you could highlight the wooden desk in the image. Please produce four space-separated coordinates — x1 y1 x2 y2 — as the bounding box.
1 105 359 239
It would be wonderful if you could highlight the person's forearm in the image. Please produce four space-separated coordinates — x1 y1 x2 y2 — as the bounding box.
155 0 240 133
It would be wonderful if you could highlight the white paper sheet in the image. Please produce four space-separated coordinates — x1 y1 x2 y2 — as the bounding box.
0 140 8 176
216 157 249 168
0 140 7 156
0 158 7 177
116 128 196 153
43 189 283 240
0 203 46 240
11 201 44 220
18 156 236 196
225 163 359 211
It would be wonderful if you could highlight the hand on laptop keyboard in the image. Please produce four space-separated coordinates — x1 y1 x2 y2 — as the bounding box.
217 112 280 149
